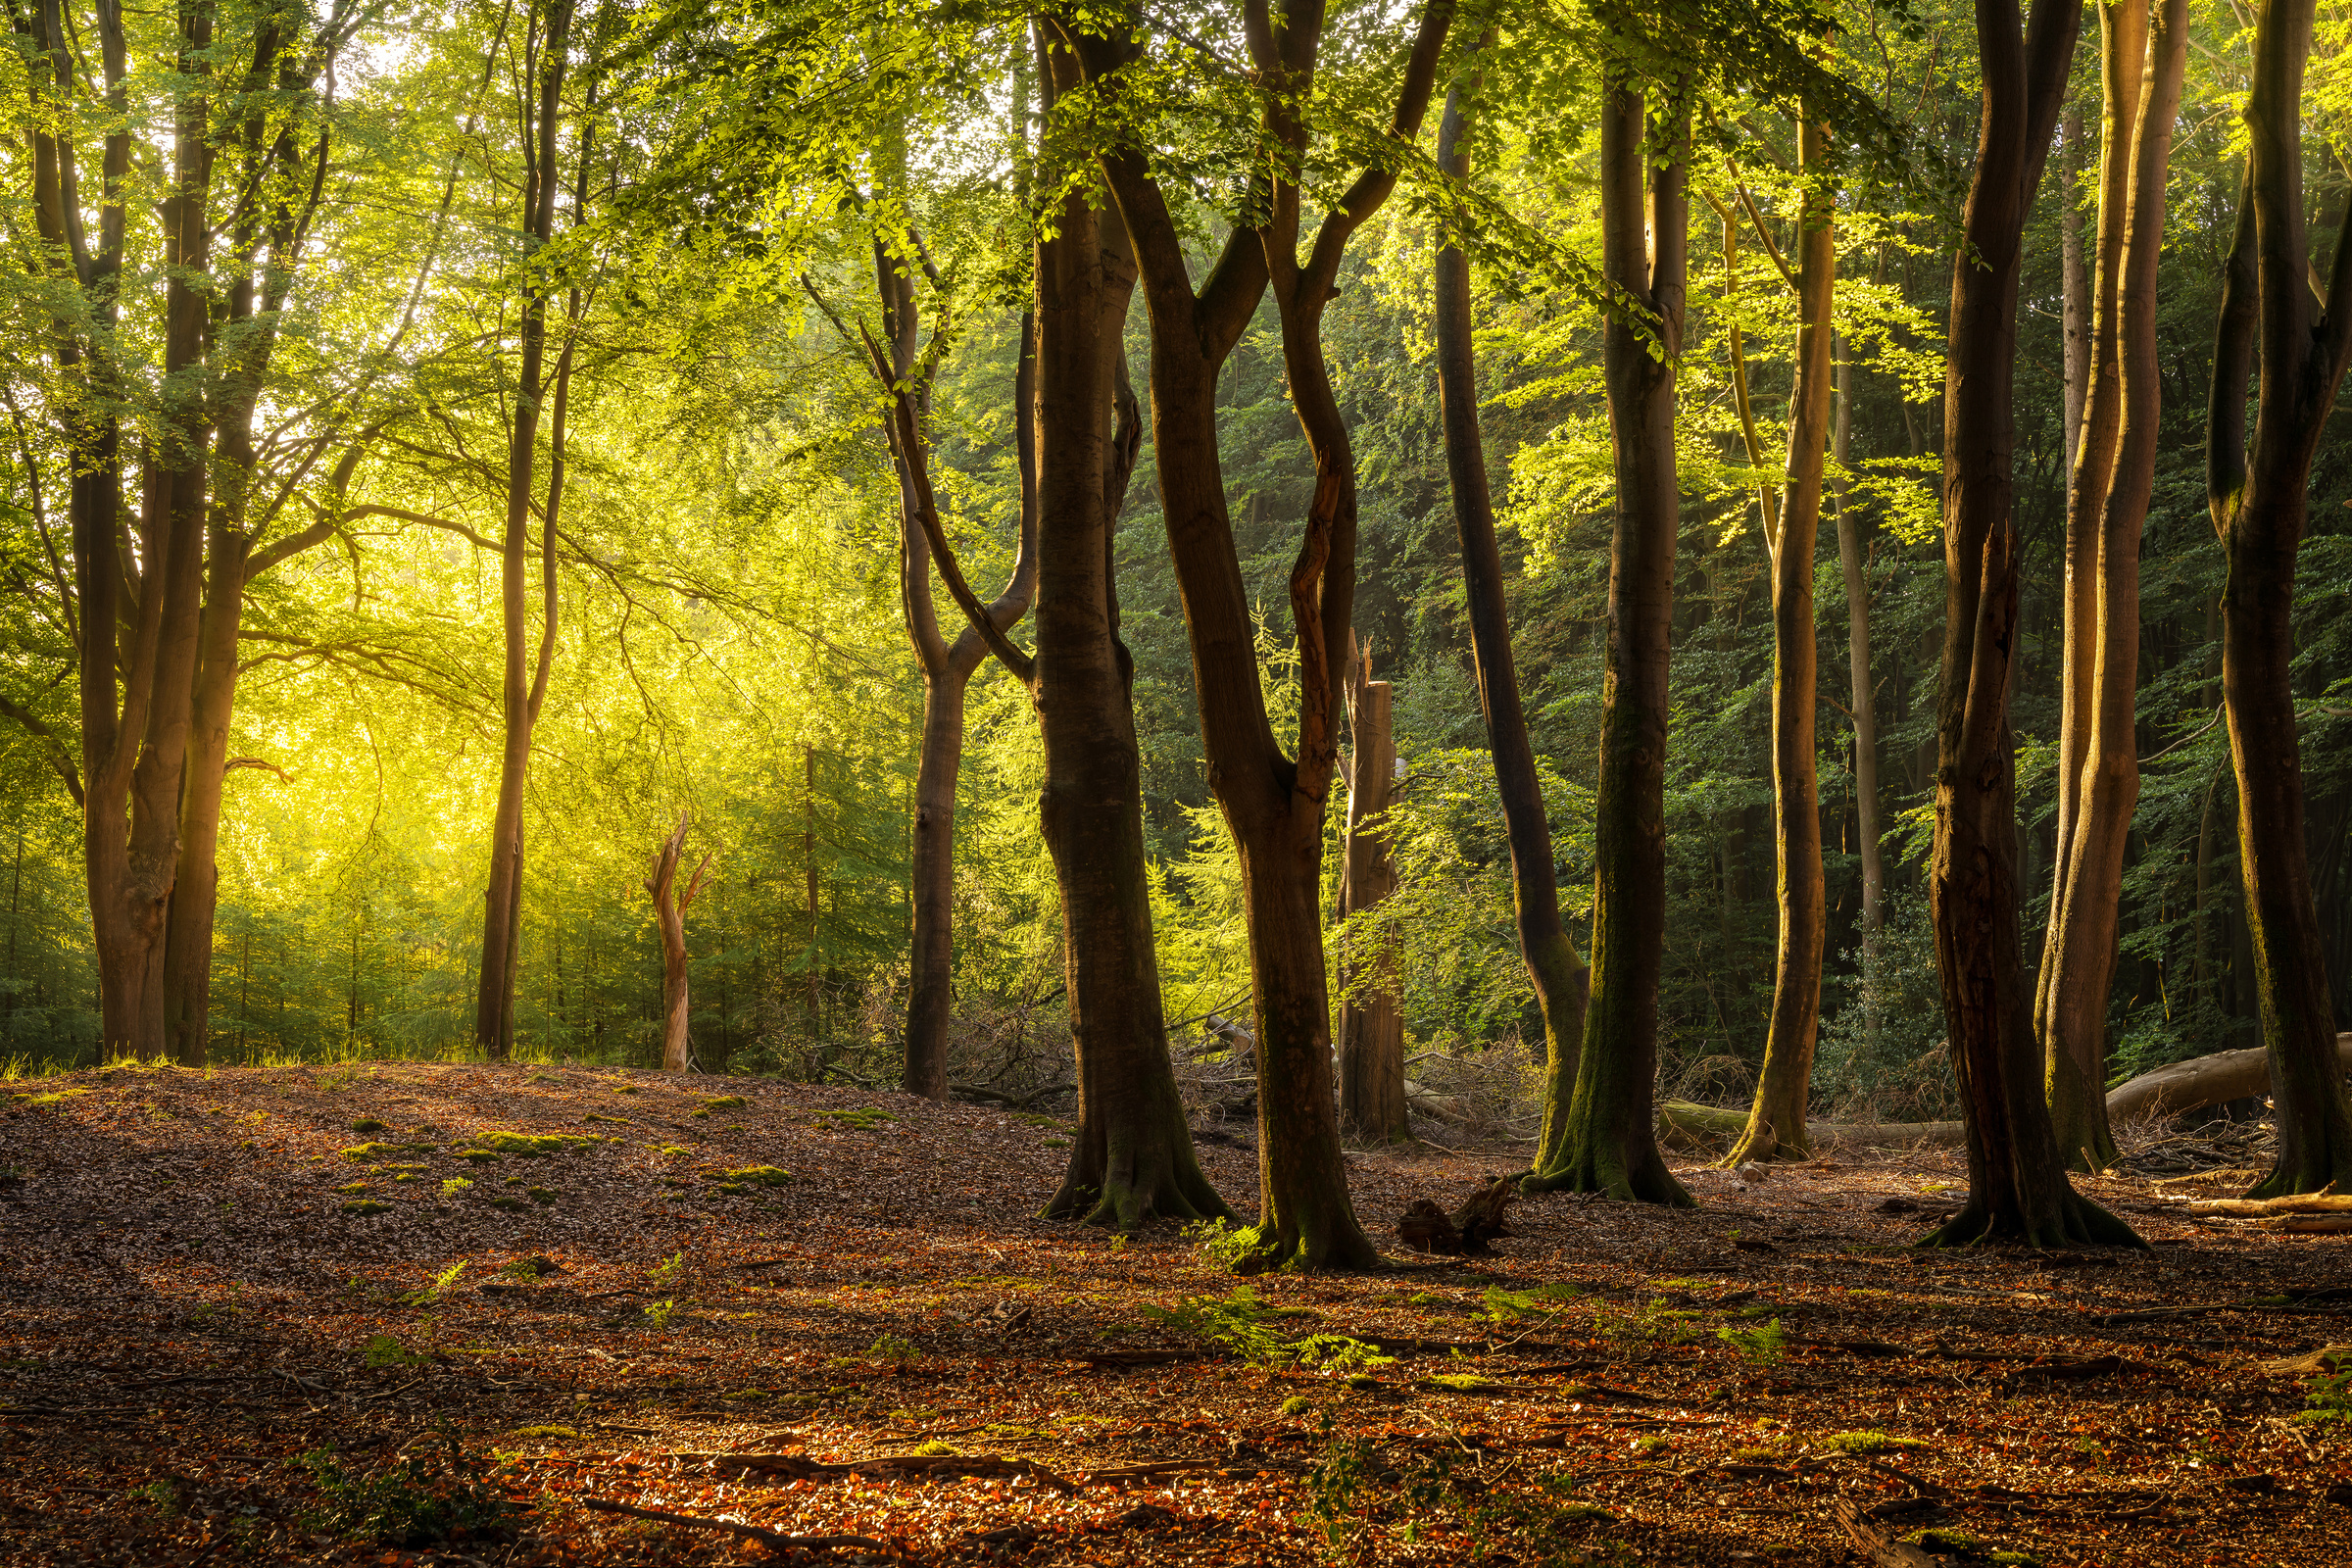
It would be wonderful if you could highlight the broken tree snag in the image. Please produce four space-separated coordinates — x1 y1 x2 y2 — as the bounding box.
1832 1498 1939 1568
645 810 714 1072
1397 1174 1520 1255
1338 638 1408 1144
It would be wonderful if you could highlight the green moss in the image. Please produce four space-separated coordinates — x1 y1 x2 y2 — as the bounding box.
526 1187 558 1205
340 1200 391 1215
1281 1396 1313 1416
584 1113 630 1124
336 1182 370 1195
717 1165 793 1187
1819 1431 1926 1455
16 1088 87 1106
1423 1373 1498 1393
350 1117 387 1133
457 1150 503 1164
691 1096 748 1117
343 1142 433 1161
487 1197 529 1213
504 1425 578 1440
479 1131 596 1158
814 1106 895 1132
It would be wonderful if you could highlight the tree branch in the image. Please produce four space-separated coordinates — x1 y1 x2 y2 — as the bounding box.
0 692 85 806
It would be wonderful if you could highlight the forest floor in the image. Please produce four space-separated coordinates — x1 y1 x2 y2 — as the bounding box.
1 1062 2348 1568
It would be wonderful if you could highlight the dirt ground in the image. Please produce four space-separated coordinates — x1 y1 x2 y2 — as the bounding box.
2 1060 2347 1567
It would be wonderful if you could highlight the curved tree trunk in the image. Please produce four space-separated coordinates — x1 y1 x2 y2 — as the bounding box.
2037 0 2186 1173
1926 0 2137 1249
646 811 711 1071
2205 0 2352 1199
1433 61 1591 1155
1337 648 1406 1142
1527 74 1690 1205
1726 119 1836 1166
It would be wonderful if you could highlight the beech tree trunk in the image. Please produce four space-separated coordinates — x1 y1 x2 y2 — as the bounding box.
1718 125 1835 1166
1072 0 1451 1267
2035 0 2186 1173
2205 0 2352 1198
475 0 576 1059
1434 65 1590 1151
872 202 1041 1099
1926 0 2137 1248
1526 74 1690 1205
1834 344 1886 954
1337 646 1406 1142
646 811 712 1071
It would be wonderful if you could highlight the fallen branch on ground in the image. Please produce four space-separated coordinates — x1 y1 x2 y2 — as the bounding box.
1832 1497 1939 1567
577 1496 882 1552
670 1449 1077 1494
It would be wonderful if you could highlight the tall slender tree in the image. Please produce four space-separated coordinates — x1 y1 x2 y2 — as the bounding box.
1525 67 1690 1204
1432 51 1592 1164
1924 0 2136 1247
2034 0 2187 1173
476 0 586 1058
2205 0 2352 1197
1723 122 1837 1167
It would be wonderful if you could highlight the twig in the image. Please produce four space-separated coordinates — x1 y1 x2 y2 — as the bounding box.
576 1496 880 1553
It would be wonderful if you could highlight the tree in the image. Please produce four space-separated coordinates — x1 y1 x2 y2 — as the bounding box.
2205 0 2352 1197
476 0 590 1058
1924 0 2136 1248
646 811 713 1069
884 31 1229 1229
11 0 364 1062
1066 0 1454 1267
1337 640 1406 1142
1525 65 1690 1204
2034 0 2187 1173
852 197 1040 1101
1722 118 1836 1167
1431 53 1591 1160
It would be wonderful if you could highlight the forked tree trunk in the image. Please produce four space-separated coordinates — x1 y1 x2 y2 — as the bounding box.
898 32 1226 1229
1433 65 1590 1148
1337 645 1406 1142
2035 0 2186 1173
1072 0 1451 1268
872 207 1041 1099
1526 74 1690 1205
646 811 712 1071
1926 0 2137 1249
475 0 576 1059
2205 0 2352 1198
1726 118 1836 1166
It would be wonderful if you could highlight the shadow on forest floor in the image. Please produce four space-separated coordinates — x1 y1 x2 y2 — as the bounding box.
1 1060 2348 1565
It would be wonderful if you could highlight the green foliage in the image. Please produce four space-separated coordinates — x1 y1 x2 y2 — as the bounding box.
867 1334 918 1363
477 1132 596 1158
1715 1318 1786 1365
300 1441 512 1549
813 1106 896 1132
1478 1283 1585 1326
1818 1430 1925 1453
692 1095 749 1116
402 1263 468 1306
1185 1218 1263 1271
716 1164 794 1187
344 1142 434 1161
360 1334 425 1369
2300 1365 2352 1425
1144 1287 1291 1364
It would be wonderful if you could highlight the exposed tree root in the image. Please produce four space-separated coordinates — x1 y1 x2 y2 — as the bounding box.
1917 1190 2146 1250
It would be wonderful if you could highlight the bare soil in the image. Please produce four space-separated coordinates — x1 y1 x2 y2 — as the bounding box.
2 1060 2347 1566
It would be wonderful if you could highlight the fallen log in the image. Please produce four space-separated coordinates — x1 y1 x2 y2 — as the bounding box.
2184 1189 2351 1217
1397 1174 1520 1254
1657 1101 1965 1150
1663 1034 2352 1151
2106 1036 2352 1123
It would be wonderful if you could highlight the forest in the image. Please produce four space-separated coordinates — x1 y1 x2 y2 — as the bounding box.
4 0 2352 1560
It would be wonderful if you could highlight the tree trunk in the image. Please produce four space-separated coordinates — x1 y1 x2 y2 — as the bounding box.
880 218 1041 1100
474 0 574 1060
1835 344 1886 956
1027 123 1225 1230
1434 61 1592 1156
1074 0 1451 1266
2036 0 2186 1173
1926 0 2137 1248
1526 74 1690 1205
1722 121 1835 1166
1338 647 1406 1142
646 811 711 1071
2205 0 2352 1198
